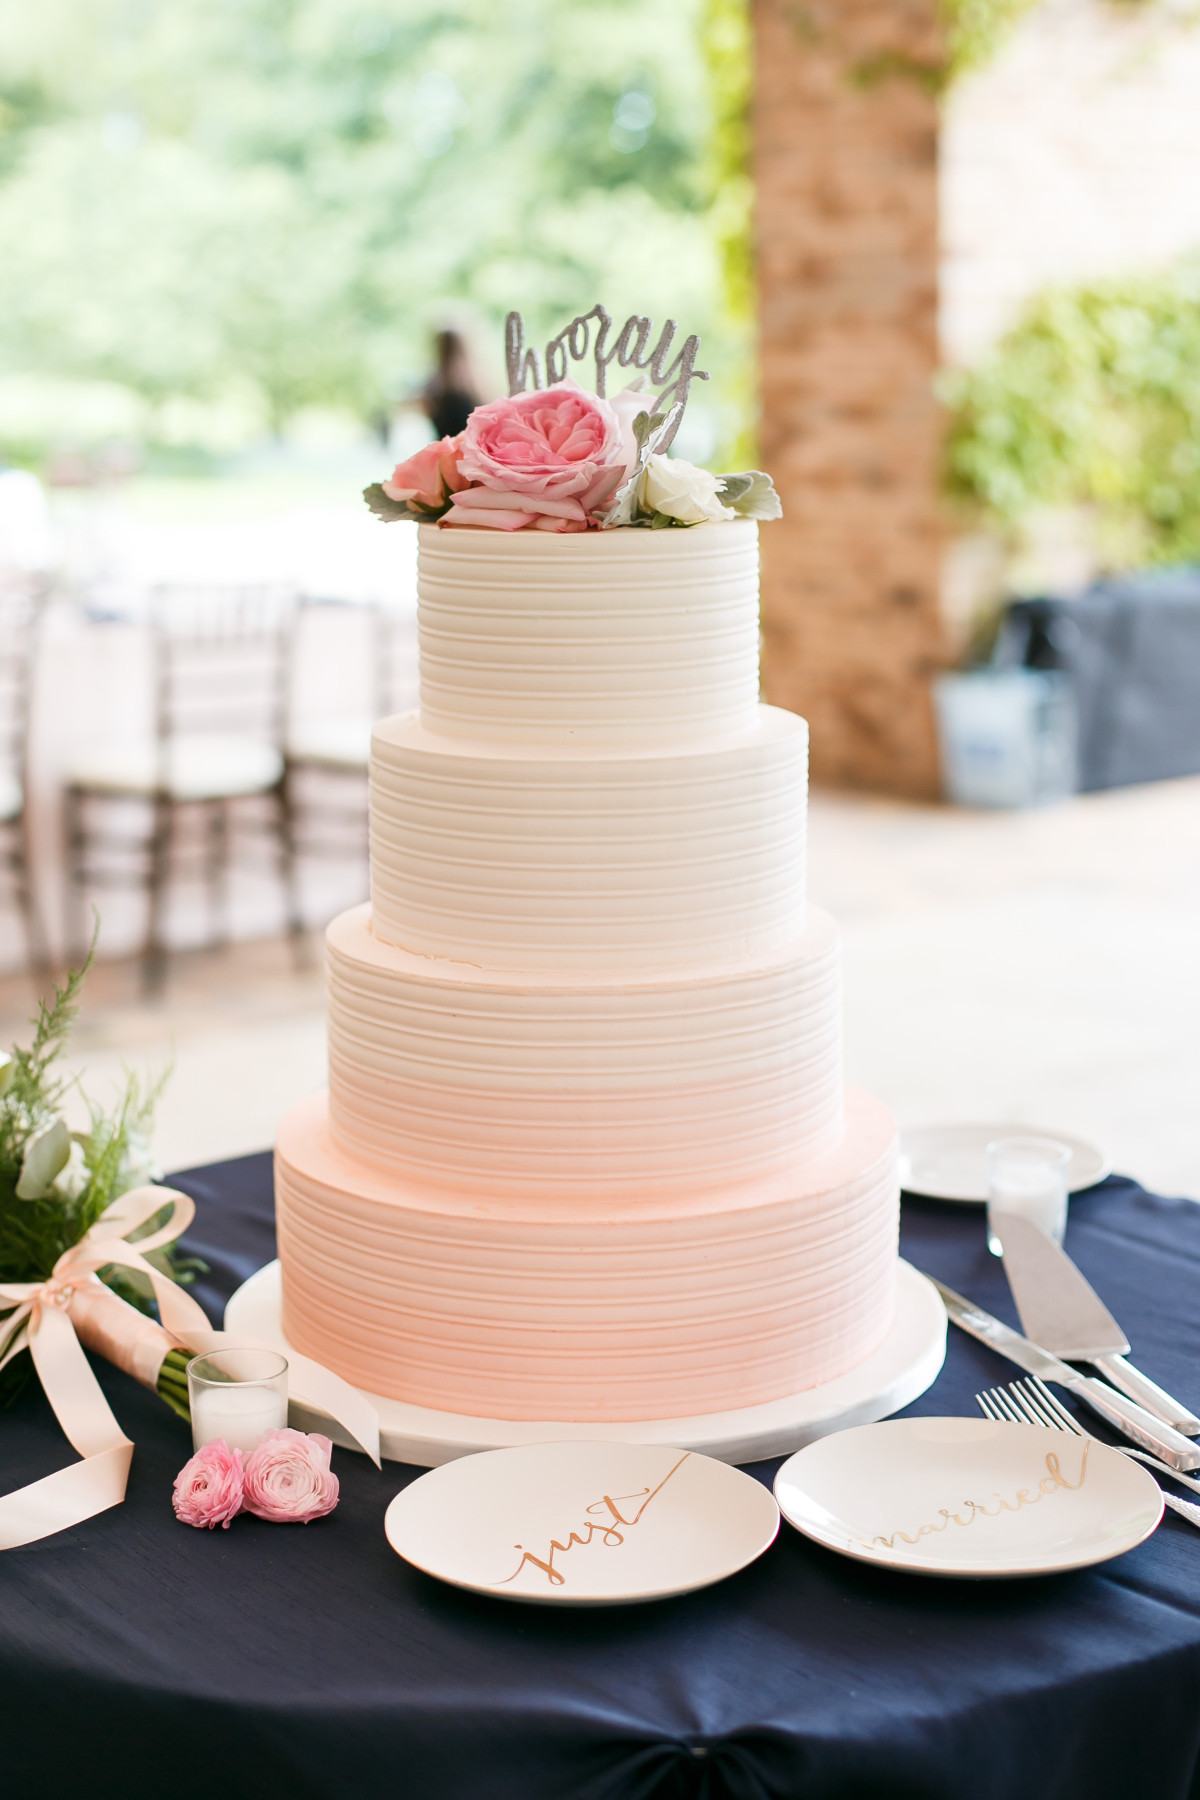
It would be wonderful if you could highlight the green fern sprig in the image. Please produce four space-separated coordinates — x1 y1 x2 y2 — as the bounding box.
0 933 95 1177
0 939 198 1412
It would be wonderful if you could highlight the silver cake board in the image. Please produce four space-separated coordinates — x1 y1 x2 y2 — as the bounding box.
224 1259 946 1468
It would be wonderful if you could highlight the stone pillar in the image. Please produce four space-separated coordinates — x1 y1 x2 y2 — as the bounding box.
753 0 945 797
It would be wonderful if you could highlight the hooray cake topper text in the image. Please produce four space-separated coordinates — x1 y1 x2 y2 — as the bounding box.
505 305 707 452
364 303 780 532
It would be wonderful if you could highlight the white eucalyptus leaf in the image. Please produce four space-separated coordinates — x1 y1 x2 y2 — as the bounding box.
0 1051 12 1096
16 1116 72 1201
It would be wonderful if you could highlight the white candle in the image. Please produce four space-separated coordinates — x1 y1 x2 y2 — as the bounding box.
989 1167 1068 1239
986 1135 1072 1257
191 1383 287 1455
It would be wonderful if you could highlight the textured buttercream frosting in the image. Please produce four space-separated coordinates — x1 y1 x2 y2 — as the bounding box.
416 519 760 746
276 1087 899 1420
274 517 902 1423
326 903 843 1197
369 706 808 970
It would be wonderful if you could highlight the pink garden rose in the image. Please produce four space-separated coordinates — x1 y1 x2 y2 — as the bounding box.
242 1428 340 1524
382 435 468 511
172 1440 245 1530
445 380 630 532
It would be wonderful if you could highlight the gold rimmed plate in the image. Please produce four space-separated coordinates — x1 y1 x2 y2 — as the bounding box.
384 1440 780 1605
774 1418 1162 1579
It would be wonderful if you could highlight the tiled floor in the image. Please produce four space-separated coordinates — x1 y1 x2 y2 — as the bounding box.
2 773 1198 1198
812 776 1200 1200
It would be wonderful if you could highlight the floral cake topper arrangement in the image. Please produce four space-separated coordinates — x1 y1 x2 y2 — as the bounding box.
364 305 781 534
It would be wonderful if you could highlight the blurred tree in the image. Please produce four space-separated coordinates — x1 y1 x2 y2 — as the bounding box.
0 0 751 454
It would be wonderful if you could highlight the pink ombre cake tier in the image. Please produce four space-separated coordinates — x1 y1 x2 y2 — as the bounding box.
275 1087 899 1422
325 903 844 1199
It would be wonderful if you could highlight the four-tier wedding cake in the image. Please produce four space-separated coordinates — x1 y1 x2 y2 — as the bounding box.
275 508 901 1424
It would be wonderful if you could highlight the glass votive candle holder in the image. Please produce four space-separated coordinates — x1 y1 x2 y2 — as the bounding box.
986 1136 1073 1256
188 1348 289 1455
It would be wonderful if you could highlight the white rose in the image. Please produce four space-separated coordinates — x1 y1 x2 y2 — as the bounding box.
639 454 736 525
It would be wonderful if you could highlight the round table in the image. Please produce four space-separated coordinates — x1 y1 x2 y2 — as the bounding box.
4 1155 1200 1800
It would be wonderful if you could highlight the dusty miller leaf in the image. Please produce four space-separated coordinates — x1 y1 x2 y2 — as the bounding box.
600 402 685 528
716 470 783 521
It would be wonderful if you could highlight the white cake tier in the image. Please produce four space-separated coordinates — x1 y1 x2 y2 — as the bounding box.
416 518 760 748
275 1087 900 1421
325 903 843 1199
369 705 807 972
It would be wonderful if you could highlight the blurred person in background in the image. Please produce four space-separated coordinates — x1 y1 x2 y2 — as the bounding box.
420 328 483 440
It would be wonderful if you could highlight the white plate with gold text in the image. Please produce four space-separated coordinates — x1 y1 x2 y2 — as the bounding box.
384 1440 780 1605
774 1418 1162 1579
900 1123 1111 1203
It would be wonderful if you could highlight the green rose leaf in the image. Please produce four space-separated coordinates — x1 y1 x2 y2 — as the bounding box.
362 483 445 524
16 1115 72 1200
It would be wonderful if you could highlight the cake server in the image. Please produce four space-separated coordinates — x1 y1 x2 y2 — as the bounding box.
991 1209 1200 1436
930 1276 1200 1472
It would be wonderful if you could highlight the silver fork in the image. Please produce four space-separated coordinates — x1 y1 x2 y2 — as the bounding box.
977 1376 1200 1532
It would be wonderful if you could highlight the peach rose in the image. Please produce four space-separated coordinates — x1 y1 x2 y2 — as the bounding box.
445 381 628 531
172 1440 245 1530
242 1428 339 1524
382 435 468 511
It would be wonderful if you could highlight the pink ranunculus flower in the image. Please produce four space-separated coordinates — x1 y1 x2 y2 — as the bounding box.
242 1428 340 1524
172 1440 245 1530
382 434 468 511
447 380 629 530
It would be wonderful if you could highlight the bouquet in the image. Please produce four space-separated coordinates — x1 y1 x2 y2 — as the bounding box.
0 950 381 1552
0 948 198 1420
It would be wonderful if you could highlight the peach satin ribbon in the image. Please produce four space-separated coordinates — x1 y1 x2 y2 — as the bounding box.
0 1185 380 1549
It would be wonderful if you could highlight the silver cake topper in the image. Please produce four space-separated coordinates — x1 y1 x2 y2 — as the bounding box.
505 305 708 453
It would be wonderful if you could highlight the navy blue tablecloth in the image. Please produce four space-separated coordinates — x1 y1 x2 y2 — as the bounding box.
4 1157 1200 1800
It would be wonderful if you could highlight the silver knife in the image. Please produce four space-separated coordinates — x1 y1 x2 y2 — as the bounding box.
930 1276 1200 1472
991 1209 1200 1435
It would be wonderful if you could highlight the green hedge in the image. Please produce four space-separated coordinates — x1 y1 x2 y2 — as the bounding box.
944 261 1200 568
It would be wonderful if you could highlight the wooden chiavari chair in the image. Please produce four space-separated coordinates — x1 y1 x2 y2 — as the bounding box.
64 583 304 992
0 575 48 974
